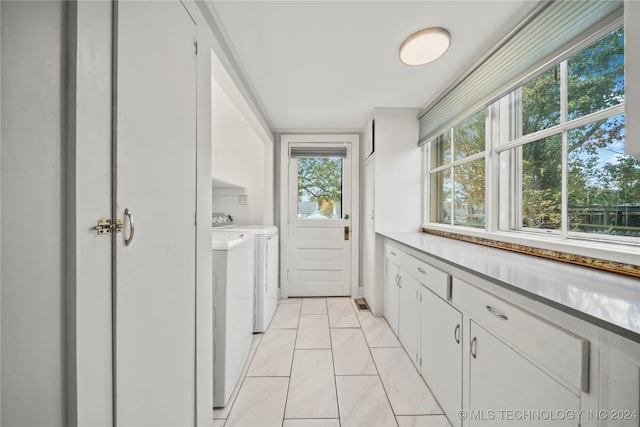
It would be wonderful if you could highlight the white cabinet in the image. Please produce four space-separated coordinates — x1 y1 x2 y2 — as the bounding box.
468 320 581 426
421 287 463 427
384 253 400 335
455 278 589 394
383 240 596 427
362 159 377 312
398 274 420 367
360 109 420 316
598 331 640 427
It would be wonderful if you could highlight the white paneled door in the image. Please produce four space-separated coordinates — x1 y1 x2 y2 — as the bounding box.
286 143 353 297
115 1 197 425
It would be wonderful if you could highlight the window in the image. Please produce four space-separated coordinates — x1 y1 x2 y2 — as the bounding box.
429 110 486 228
426 26 640 250
297 157 343 219
499 27 639 240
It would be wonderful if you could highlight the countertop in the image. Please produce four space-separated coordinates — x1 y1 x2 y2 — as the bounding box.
380 231 640 343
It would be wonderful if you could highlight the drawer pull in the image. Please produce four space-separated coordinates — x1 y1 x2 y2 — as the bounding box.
390 251 396 256
417 267 427 274
486 305 508 320
454 324 460 344
470 337 477 359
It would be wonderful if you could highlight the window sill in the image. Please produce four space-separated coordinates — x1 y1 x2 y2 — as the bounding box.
421 224 640 278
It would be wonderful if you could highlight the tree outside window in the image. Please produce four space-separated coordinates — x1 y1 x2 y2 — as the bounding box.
517 27 639 238
297 157 343 219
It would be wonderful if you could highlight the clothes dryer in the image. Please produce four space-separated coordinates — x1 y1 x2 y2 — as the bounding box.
211 231 254 407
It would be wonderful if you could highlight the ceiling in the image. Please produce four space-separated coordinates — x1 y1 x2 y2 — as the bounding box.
210 1 539 132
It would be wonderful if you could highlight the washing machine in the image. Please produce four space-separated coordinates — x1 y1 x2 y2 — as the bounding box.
212 213 279 333
211 230 254 407
228 224 279 332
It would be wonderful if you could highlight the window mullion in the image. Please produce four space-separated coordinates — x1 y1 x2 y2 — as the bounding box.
560 60 569 239
423 145 429 225
486 103 499 232
494 103 625 155
449 128 455 225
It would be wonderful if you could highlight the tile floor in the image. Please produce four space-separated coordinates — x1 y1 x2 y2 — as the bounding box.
213 297 452 427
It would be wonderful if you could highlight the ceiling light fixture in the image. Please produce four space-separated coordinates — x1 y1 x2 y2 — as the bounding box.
399 27 451 66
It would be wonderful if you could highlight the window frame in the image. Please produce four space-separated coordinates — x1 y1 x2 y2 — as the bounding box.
423 18 640 265
426 109 489 229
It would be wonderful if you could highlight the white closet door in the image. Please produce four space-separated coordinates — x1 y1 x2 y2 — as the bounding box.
115 1 197 425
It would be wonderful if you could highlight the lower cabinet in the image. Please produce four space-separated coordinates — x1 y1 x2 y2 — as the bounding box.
384 255 400 335
421 287 463 427
398 274 420 367
382 239 639 427
468 320 581 426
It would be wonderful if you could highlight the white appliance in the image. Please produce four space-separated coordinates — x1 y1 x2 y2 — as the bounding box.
212 213 279 333
211 230 254 407
228 225 279 332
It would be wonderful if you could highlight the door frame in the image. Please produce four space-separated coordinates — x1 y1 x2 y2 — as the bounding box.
279 134 359 299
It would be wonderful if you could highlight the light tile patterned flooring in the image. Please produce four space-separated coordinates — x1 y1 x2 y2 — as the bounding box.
213 297 452 427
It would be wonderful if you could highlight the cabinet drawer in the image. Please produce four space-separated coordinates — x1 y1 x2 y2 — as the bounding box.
385 243 451 300
406 257 450 301
385 243 404 262
455 278 589 393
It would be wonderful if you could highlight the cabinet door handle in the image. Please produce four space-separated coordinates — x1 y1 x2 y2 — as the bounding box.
454 324 460 344
390 251 396 256
124 208 134 246
397 276 402 288
470 336 477 359
394 274 399 286
486 305 508 320
417 267 426 274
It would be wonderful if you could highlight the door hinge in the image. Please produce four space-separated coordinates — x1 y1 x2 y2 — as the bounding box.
95 218 124 235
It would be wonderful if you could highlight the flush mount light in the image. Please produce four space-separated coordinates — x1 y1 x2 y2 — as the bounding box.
399 27 451 66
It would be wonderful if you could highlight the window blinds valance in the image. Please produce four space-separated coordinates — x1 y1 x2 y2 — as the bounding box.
289 146 348 158
418 0 623 146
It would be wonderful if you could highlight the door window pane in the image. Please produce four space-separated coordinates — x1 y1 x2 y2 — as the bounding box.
568 114 640 237
453 159 485 228
521 135 562 231
297 157 343 219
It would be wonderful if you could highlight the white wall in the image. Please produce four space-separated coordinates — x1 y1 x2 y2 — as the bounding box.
212 78 273 225
1 2 67 425
212 127 265 224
